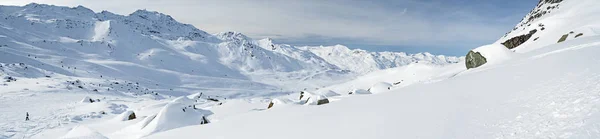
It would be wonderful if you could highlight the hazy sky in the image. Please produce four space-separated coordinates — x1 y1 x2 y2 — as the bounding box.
0 0 537 56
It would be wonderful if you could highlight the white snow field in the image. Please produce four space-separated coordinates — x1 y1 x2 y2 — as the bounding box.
3 0 600 138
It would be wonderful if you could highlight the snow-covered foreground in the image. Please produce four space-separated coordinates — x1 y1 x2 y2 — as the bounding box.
147 35 600 139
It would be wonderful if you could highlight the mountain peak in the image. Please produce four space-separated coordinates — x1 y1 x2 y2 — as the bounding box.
215 31 251 41
129 9 175 21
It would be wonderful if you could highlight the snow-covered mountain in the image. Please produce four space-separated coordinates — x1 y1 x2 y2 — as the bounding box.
257 38 461 73
497 0 600 52
0 3 459 95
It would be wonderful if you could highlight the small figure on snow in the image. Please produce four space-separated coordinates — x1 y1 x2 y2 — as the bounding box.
25 112 29 121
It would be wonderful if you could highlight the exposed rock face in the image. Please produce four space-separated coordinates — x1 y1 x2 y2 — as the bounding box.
575 33 584 38
501 29 538 49
128 112 136 120
558 34 569 43
465 51 487 69
541 0 563 4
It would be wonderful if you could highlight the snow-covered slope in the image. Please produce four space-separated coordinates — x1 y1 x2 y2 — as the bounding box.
497 0 600 52
148 29 600 139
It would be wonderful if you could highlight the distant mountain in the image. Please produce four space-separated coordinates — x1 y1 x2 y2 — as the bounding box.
0 3 460 95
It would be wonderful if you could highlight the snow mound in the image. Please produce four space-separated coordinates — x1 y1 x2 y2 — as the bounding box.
60 125 108 139
472 44 515 66
303 94 329 105
368 82 392 94
113 110 136 121
315 90 340 97
137 97 211 137
268 98 295 109
80 96 94 103
349 88 371 95
186 92 203 99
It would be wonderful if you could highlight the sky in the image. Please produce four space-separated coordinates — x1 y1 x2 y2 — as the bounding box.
0 0 538 56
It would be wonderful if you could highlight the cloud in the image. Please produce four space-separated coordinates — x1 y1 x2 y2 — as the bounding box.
0 0 537 55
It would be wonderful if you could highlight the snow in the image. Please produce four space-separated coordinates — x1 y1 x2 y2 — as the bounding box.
471 43 515 66
80 96 94 103
114 97 211 138
60 125 108 139
148 33 600 139
112 110 135 121
4 0 600 139
367 82 392 94
496 0 600 53
91 21 110 42
348 88 371 95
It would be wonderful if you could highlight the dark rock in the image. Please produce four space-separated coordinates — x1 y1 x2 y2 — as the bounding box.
317 99 329 105
575 33 584 38
299 91 305 100
128 112 136 120
267 102 274 109
465 51 487 69
207 98 219 102
501 29 537 49
558 34 569 43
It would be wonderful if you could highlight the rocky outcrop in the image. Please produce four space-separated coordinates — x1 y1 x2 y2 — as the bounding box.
575 33 584 38
501 29 537 49
465 51 487 69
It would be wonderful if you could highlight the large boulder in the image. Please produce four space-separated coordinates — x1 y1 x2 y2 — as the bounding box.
465 51 487 69
465 44 514 69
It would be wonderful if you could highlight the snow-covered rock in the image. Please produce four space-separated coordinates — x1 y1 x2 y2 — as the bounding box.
368 82 392 94
466 43 515 69
80 96 94 103
113 110 136 121
267 98 294 109
348 88 371 95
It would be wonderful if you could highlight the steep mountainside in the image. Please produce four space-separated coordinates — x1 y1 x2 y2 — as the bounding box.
497 0 600 52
